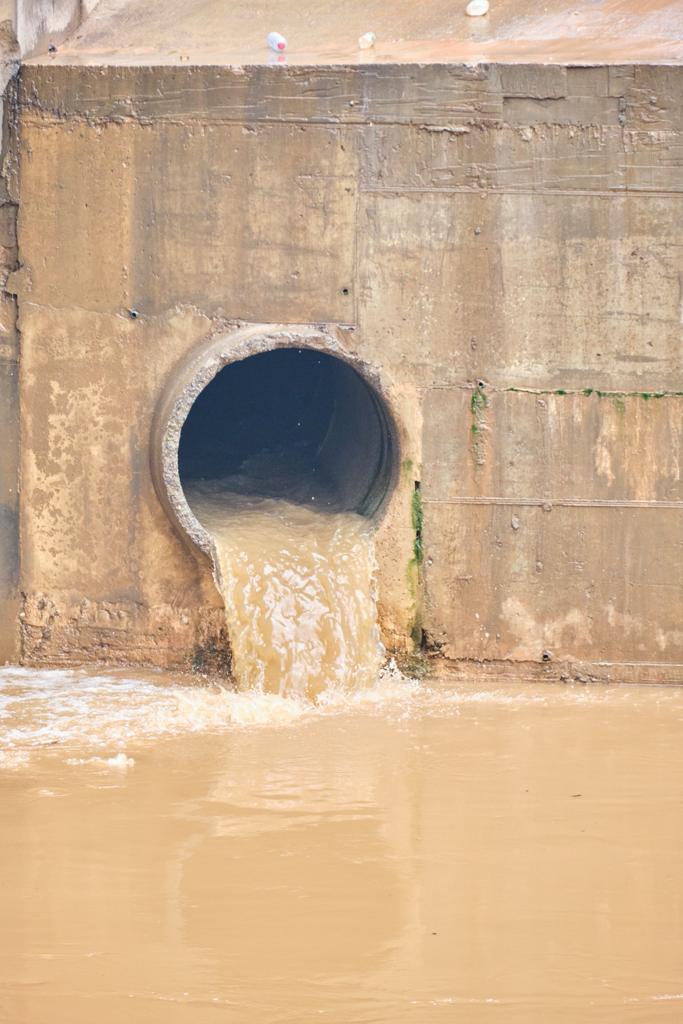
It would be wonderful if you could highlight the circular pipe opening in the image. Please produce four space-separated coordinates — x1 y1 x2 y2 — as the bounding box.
151 329 400 558
178 347 395 516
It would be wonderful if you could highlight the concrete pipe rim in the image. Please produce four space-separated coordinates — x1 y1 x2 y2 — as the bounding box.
150 324 402 559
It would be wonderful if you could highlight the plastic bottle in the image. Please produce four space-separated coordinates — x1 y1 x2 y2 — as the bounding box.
267 32 287 52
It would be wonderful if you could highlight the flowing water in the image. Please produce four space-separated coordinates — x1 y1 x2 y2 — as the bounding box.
2 668 683 1023
3 491 683 1021
185 481 383 698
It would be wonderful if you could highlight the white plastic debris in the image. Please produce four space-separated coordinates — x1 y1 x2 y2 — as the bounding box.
267 31 287 52
358 32 376 50
465 0 490 15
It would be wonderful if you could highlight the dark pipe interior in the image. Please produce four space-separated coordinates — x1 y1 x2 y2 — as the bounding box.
178 348 394 515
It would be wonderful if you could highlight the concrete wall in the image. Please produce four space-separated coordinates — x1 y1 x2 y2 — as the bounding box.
0 324 19 663
8 62 683 680
0 26 18 663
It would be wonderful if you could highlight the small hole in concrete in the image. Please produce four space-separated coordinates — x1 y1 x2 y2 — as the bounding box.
178 347 396 517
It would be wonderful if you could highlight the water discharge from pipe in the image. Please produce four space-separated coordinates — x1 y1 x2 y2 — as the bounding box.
186 480 385 698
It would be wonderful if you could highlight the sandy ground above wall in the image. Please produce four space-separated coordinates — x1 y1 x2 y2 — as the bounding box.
28 0 683 66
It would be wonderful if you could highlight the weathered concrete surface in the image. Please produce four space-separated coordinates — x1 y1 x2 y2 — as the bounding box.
0 20 19 663
422 391 683 666
9 59 683 679
14 117 357 322
16 305 231 669
0 355 19 662
0 176 18 663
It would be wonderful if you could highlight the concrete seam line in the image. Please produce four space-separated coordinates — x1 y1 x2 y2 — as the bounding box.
423 497 683 509
593 661 683 669
362 186 683 198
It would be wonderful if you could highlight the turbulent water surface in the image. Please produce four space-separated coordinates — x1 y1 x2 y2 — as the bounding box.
186 482 384 697
2 666 683 1023
3 478 683 1021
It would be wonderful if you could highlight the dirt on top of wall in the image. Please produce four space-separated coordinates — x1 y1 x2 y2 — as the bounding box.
29 0 683 67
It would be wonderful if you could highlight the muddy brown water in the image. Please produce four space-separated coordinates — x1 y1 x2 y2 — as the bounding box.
2 668 683 1023
185 483 384 698
3 495 683 1021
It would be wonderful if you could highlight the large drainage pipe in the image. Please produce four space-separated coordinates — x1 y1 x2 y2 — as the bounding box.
150 325 401 561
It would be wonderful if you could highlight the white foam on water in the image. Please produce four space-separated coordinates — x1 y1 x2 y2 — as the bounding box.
0 746 31 770
317 659 421 710
0 662 421 769
0 666 308 752
4 659 683 772
66 753 136 769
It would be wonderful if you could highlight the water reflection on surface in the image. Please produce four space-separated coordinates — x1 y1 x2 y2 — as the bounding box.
2 669 683 1022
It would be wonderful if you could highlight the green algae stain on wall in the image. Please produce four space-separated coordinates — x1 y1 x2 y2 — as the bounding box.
406 481 424 648
470 386 488 468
